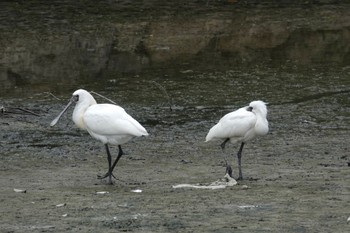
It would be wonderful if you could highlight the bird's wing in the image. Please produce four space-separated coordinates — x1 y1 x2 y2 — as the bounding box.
83 104 148 137
206 107 256 141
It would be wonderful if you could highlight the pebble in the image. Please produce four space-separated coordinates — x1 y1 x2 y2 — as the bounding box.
96 191 109 195
56 203 66 207
14 188 26 193
131 189 143 193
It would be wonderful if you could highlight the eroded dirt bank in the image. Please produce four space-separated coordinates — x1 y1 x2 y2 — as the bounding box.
1 1 350 94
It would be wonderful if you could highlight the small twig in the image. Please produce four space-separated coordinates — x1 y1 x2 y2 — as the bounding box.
90 91 117 105
150 81 173 111
44 92 61 101
16 107 41 116
0 106 40 117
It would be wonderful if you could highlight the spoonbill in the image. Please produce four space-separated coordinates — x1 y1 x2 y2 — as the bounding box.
205 100 268 180
50 89 148 184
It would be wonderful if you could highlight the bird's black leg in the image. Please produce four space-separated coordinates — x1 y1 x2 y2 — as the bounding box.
237 142 245 180
98 145 124 183
105 144 113 184
221 138 233 178
110 145 124 174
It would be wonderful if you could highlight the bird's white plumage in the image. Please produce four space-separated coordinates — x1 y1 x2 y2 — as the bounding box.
51 89 148 184
206 101 268 144
71 89 148 145
205 107 255 143
83 104 148 145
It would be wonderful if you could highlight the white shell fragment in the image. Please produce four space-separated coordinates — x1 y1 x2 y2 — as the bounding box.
131 189 143 193
14 188 27 193
180 69 193 74
172 174 237 190
62 214 68 217
172 184 225 190
238 205 260 209
96 191 109 195
56 203 66 207
118 203 128 208
347 216 350 222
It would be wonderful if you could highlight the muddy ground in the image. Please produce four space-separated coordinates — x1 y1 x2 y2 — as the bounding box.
1 66 349 232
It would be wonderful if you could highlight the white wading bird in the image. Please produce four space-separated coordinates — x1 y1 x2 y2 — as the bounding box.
50 89 148 184
205 100 268 180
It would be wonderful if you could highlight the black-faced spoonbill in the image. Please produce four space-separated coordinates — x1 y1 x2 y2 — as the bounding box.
50 89 149 184
205 100 268 180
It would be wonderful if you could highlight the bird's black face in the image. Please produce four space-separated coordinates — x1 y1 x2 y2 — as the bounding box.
72 94 79 102
247 106 253 112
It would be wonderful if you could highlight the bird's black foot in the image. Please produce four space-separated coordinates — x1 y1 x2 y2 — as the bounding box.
226 165 233 178
237 176 243 181
107 179 114 185
97 172 116 180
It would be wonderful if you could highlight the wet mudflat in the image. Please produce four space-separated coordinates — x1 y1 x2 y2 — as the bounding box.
1 65 350 232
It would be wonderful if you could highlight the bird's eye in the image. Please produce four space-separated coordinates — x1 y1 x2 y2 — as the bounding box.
247 106 253 112
73 95 79 102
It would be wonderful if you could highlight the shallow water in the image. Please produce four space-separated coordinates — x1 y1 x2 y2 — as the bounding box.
1 65 350 232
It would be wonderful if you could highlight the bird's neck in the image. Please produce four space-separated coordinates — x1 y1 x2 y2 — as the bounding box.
255 114 269 136
72 101 96 130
